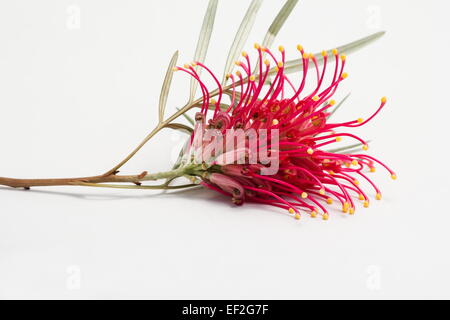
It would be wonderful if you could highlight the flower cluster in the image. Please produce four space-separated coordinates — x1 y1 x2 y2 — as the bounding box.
174 44 395 220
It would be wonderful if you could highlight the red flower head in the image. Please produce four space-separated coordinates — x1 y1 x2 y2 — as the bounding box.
174 44 395 220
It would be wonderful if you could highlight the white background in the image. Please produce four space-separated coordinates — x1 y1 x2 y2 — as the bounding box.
0 0 449 299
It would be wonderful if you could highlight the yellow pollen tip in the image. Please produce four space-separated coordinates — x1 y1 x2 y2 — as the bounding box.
376 193 382 200
363 144 369 151
249 75 256 81
301 192 308 199
381 96 387 103
336 137 342 142
294 213 301 220
341 72 348 79
277 61 284 68
312 96 320 102
272 119 279 125
254 43 260 49
234 61 241 66
349 207 355 215
322 213 329 221
370 167 376 173
343 202 350 211
340 54 347 61
183 64 190 69
241 51 248 57
261 47 268 52
307 148 314 155
391 174 397 180
329 100 336 106
296 44 303 52
210 98 216 104
311 211 317 218
357 118 364 124
288 208 295 214
278 45 284 52
358 194 364 201
319 188 326 195
353 179 360 186
309 53 314 59
351 160 359 166
332 48 338 56
303 52 309 59
235 71 241 77
345 162 351 168
172 67 179 72
364 201 370 208
326 198 333 204
264 59 270 66
322 50 327 57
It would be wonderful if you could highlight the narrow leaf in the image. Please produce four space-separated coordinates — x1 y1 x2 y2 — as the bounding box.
165 123 194 135
275 31 386 75
261 0 299 49
326 140 372 154
189 0 219 102
159 50 179 122
221 0 263 85
328 93 351 119
176 107 195 126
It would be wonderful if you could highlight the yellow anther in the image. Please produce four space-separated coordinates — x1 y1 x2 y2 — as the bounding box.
391 174 397 180
358 194 364 201
376 193 382 200
235 71 242 77
264 59 270 66
241 51 248 57
321 50 327 57
311 211 317 218
370 167 376 173
183 64 190 69
210 98 216 105
332 48 338 56
340 54 347 61
303 52 309 59
329 100 336 106
328 170 335 176
225 73 231 79
294 213 301 220
296 44 303 52
364 201 369 208
172 67 179 72
341 72 348 79
363 144 369 151
349 207 355 215
353 179 360 186
191 61 197 66
254 43 260 49
272 119 279 125
326 198 333 205
301 192 308 199
322 213 329 221
307 148 314 155
249 75 256 81
261 46 268 52
319 188 326 195
343 202 350 213
309 53 314 59
345 162 351 168
336 136 342 142
381 96 387 103
277 61 284 68
288 208 295 214
312 96 320 102
278 45 285 52
357 118 364 124
351 160 359 166
234 61 241 66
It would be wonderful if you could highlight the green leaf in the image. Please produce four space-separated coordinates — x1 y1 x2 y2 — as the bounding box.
221 0 263 85
274 31 386 75
261 0 299 49
176 107 195 126
326 140 372 154
189 0 219 103
159 50 179 123
328 92 351 119
164 123 194 135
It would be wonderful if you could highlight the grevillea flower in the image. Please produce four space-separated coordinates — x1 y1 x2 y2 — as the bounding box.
174 45 396 220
